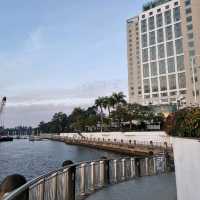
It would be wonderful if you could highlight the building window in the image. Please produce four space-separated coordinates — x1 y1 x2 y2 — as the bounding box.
144 79 150 93
166 26 173 41
142 34 148 48
158 44 165 59
188 32 194 39
167 41 174 57
168 74 177 90
157 29 164 43
150 46 156 61
167 57 175 73
151 62 157 76
143 63 149 78
175 39 183 54
187 24 193 31
185 0 191 6
180 90 187 95
141 19 147 33
165 10 172 25
160 76 167 91
177 55 184 71
178 72 186 88
153 94 159 98
174 23 182 38
161 92 168 97
142 48 149 62
149 16 155 30
185 8 192 15
188 41 194 48
186 16 192 23
156 13 163 28
189 50 195 57
170 91 177 96
173 7 181 22
149 31 156 45
151 78 158 92
159 60 166 74
144 95 150 99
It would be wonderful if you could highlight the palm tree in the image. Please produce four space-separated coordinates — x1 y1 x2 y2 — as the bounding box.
95 97 105 132
112 92 126 107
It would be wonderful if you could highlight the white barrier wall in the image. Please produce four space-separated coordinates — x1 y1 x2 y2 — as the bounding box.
60 131 170 145
172 137 200 200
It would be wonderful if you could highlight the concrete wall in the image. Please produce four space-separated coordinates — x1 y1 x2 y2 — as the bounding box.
172 137 200 200
60 131 170 145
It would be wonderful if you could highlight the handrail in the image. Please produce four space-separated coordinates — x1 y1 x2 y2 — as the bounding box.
2 154 173 200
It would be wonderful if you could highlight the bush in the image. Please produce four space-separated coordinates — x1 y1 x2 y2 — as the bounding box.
164 107 200 138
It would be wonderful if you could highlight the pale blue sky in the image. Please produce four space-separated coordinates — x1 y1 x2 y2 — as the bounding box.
0 0 147 127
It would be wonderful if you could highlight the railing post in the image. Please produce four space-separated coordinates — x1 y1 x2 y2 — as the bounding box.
66 166 76 200
90 162 96 190
54 173 58 200
130 158 135 178
145 158 149 176
99 160 104 186
113 159 117 183
80 163 86 195
105 159 110 185
42 178 45 200
135 158 141 177
99 160 109 186
164 156 167 172
153 157 157 175
121 159 126 181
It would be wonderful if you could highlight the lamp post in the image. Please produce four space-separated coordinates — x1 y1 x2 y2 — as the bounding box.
191 55 200 105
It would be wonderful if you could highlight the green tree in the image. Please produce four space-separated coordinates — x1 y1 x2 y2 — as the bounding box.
111 92 126 107
95 97 105 131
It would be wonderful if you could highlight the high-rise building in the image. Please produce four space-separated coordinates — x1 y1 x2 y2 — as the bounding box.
127 0 200 106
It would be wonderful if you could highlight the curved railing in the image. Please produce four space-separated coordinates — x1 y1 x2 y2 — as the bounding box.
3 155 173 200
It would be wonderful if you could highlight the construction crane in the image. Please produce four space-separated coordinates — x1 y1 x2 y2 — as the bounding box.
0 97 13 141
0 97 7 129
0 96 6 115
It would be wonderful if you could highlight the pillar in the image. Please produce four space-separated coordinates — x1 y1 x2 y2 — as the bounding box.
130 158 135 178
80 163 86 195
90 162 96 191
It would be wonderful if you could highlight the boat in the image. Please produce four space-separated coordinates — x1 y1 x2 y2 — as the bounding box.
0 136 13 142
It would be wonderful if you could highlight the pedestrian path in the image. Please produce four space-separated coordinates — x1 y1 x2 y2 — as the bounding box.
86 173 177 200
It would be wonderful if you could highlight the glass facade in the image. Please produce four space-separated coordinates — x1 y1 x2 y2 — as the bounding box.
139 1 186 104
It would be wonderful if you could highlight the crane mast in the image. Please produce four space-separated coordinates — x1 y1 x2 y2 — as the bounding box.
0 97 7 128
0 96 6 114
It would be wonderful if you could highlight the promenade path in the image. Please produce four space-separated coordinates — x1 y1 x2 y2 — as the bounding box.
87 173 177 200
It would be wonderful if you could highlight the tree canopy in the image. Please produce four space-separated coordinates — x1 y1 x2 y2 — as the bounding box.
36 92 165 133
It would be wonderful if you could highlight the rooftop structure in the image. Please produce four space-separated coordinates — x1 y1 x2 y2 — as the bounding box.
143 0 172 11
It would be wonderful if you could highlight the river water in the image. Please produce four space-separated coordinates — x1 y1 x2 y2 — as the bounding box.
0 139 120 182
0 139 177 200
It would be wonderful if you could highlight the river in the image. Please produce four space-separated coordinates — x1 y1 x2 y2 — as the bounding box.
0 139 120 182
0 139 177 200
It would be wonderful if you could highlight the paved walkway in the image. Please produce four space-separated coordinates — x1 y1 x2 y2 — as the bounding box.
87 173 177 200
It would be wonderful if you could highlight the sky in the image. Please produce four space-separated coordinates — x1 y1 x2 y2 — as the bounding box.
0 0 148 128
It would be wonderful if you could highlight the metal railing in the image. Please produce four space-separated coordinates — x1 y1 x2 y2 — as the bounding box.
3 155 173 200
53 135 173 152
